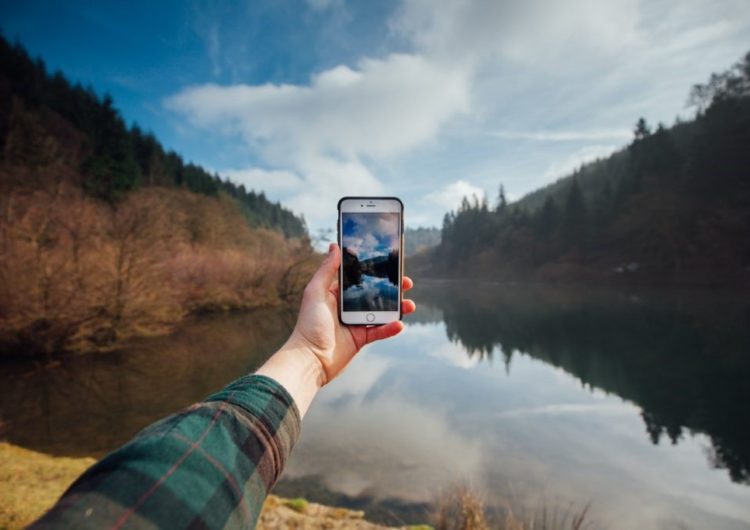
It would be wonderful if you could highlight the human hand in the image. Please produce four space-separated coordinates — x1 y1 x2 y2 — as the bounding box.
287 243 415 385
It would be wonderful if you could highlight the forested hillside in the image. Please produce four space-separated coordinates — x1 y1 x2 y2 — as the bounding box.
0 37 315 356
0 37 305 237
424 52 750 286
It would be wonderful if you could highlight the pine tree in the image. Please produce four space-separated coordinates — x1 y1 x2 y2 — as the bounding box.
495 183 508 213
634 117 651 140
562 177 587 245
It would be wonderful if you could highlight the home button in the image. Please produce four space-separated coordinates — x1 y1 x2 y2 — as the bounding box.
366 313 375 323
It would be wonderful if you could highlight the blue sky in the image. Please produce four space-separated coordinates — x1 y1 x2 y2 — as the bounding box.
342 213 399 260
2 0 750 235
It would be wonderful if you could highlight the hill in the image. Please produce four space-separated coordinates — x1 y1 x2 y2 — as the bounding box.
0 36 316 356
0 36 305 237
404 226 440 257
419 51 750 287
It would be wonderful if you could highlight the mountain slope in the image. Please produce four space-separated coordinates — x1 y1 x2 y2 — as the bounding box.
421 51 750 287
0 36 306 238
0 37 316 355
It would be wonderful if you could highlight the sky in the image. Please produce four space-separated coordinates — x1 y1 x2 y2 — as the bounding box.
342 213 399 260
2 0 750 235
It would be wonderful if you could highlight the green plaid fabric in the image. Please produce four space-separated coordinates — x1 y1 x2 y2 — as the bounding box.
30 374 301 530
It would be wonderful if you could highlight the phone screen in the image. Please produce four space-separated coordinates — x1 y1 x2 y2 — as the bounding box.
341 212 401 312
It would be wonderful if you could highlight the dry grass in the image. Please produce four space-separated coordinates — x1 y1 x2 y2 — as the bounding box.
435 485 490 530
434 485 594 530
0 442 95 529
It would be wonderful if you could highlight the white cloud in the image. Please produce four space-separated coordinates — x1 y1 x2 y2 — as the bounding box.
168 0 750 231
222 167 304 194
391 0 641 68
168 55 469 159
167 53 470 228
425 179 485 212
284 155 383 227
542 144 620 181
489 129 632 142
342 232 378 258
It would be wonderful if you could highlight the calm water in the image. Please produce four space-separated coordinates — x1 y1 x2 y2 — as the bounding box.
1 282 749 529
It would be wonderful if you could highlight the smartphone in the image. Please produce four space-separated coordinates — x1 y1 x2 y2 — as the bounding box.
338 197 404 325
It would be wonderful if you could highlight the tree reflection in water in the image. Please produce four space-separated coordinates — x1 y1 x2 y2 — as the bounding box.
409 281 750 485
0 310 294 457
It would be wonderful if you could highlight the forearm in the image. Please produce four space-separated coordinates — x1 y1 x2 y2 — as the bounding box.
255 337 326 418
30 375 300 530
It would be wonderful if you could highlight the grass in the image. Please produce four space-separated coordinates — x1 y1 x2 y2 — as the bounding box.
433 485 594 530
0 442 95 529
282 497 310 513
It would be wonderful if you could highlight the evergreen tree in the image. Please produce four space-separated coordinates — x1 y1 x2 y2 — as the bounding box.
0 35 307 238
634 117 651 140
562 177 587 245
495 183 508 212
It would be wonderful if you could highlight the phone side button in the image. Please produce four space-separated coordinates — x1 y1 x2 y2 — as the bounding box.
366 313 375 323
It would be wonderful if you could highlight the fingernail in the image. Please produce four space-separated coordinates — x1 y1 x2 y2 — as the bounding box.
328 243 335 254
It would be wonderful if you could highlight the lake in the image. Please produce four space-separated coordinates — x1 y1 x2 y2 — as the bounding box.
1 281 749 529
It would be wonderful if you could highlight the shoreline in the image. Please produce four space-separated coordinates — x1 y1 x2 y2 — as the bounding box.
0 442 415 530
0 299 302 361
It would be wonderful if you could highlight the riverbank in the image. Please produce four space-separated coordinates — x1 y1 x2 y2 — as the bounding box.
0 442 96 529
0 184 319 358
0 442 419 530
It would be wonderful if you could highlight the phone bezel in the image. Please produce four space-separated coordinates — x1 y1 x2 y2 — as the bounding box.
337 196 404 326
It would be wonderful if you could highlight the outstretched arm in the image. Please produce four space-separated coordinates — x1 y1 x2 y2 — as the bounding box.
31 243 415 529
257 242 416 417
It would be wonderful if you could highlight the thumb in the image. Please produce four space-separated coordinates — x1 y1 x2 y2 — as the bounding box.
307 243 341 294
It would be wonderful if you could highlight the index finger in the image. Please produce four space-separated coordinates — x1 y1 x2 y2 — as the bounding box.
402 276 414 291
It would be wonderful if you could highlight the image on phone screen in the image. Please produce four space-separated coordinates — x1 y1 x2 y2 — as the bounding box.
341 212 400 312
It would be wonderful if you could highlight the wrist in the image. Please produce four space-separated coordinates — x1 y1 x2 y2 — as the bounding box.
283 332 329 386
254 334 326 418
282 333 328 387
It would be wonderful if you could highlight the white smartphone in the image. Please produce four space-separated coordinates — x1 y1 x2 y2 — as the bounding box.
338 197 404 325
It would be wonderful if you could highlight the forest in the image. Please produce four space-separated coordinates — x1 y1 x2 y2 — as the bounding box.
421 51 750 287
0 36 315 356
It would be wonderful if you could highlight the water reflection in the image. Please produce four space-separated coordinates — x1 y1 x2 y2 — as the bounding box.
0 310 294 456
412 281 750 485
1 284 750 528
277 282 750 528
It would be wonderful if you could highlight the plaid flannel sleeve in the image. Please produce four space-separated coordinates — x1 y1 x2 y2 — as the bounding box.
29 374 301 530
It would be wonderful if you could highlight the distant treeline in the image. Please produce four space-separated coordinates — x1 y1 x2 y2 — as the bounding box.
0 35 306 238
425 51 750 286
